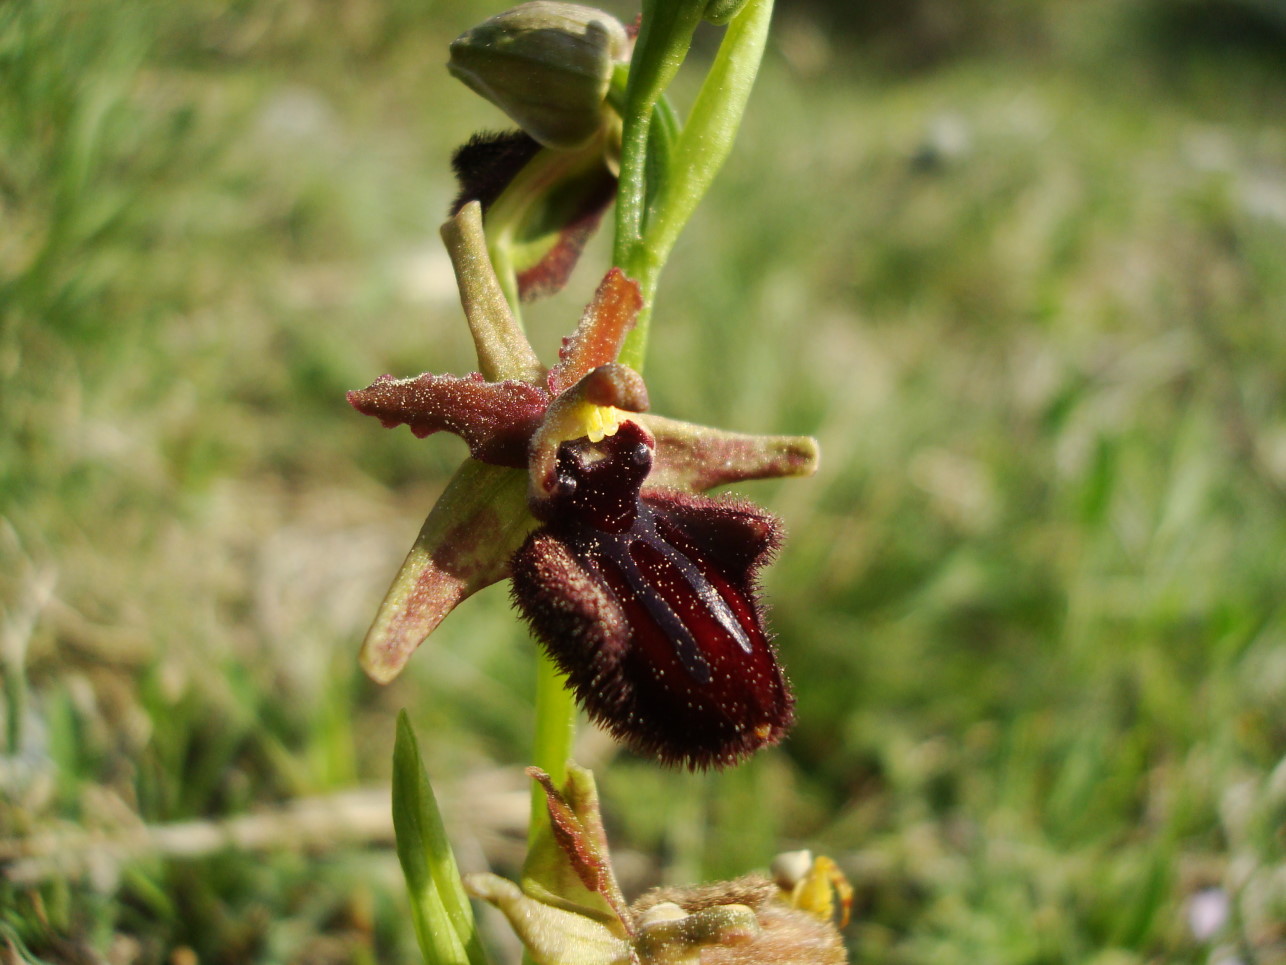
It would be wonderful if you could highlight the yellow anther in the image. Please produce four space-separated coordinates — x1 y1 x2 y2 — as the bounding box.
528 364 651 505
582 404 625 443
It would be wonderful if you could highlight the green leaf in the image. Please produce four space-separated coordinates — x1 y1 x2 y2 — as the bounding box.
392 711 491 965
645 0 774 264
613 0 705 258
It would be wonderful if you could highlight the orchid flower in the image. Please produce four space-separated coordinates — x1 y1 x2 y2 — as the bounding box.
349 202 817 768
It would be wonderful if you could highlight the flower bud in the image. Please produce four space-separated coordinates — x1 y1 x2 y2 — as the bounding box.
448 2 629 151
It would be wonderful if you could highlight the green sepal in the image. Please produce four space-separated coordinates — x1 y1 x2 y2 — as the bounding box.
442 202 545 382
358 460 534 684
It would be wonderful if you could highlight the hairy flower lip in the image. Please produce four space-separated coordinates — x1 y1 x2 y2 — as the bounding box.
511 422 794 769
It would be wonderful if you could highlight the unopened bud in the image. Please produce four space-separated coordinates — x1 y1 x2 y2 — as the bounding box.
448 2 629 151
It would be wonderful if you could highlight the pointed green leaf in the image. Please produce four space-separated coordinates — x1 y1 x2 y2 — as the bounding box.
644 0 774 265
392 711 492 965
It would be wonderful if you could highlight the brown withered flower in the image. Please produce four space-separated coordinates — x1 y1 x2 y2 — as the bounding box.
349 201 817 768
464 765 852 964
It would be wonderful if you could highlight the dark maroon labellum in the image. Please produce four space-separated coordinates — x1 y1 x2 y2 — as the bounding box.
510 421 794 769
450 130 542 215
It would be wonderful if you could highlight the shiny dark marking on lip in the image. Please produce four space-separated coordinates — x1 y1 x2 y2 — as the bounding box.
510 420 793 769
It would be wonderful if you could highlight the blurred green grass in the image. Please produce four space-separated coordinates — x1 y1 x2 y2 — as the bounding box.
2 0 1285 962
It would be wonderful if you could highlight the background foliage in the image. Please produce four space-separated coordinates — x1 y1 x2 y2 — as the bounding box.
2 0 1284 962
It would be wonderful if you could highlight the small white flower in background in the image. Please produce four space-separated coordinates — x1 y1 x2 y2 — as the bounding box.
1187 886 1230 942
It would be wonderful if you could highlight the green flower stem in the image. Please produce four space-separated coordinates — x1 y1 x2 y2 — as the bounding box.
613 0 704 258
642 0 773 267
614 0 775 372
520 656 577 965
528 650 577 832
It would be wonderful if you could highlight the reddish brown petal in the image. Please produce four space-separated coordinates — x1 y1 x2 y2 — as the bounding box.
514 165 617 302
347 372 548 468
546 269 643 396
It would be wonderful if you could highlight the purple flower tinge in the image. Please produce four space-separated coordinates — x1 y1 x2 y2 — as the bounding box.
349 201 817 768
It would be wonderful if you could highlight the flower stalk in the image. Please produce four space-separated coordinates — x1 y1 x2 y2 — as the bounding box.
529 641 578 828
613 0 775 370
